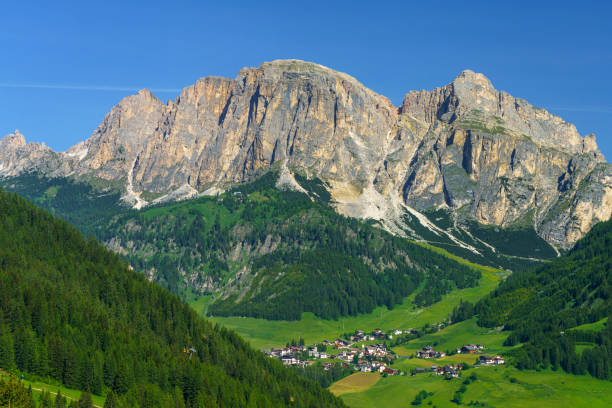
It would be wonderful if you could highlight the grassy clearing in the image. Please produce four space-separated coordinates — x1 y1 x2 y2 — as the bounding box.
2 375 105 407
393 317 511 357
339 373 457 408
207 268 503 350
339 365 612 408
412 241 502 274
572 317 608 332
328 373 380 396
462 366 612 408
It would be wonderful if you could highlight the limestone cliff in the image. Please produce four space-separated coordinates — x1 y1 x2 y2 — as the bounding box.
1 60 610 249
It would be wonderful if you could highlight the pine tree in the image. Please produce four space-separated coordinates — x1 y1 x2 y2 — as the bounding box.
103 390 119 408
78 391 93 408
0 331 15 370
54 389 67 408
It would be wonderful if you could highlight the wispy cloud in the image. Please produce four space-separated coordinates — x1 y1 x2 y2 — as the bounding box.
0 83 182 93
549 106 612 114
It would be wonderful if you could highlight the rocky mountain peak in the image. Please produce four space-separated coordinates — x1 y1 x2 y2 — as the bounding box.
136 88 158 100
400 70 602 157
258 59 360 82
0 130 27 149
1 62 610 249
453 69 494 86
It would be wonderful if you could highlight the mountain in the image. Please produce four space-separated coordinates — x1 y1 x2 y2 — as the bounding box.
1 60 610 251
474 217 612 378
0 187 345 407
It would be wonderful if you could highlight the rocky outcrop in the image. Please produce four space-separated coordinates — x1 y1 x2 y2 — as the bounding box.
1 60 610 249
0 130 67 177
71 89 165 180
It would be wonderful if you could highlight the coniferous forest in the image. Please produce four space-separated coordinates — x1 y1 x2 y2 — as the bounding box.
4 171 481 322
474 218 612 379
0 188 345 407
102 172 481 321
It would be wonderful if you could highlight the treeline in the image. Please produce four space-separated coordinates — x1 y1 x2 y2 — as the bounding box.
474 218 612 379
0 188 345 407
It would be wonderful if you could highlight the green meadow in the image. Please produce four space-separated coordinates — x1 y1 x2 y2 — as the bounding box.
339 366 612 408
196 259 612 408
393 317 512 357
201 267 503 350
328 373 380 396
0 373 105 407
572 317 608 332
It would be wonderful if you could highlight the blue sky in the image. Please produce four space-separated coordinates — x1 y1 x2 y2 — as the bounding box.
2 1 611 159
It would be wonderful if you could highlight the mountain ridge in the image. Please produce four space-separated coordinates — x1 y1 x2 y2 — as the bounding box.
1 60 610 249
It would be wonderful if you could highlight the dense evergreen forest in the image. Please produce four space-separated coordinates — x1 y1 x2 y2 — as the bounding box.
95 171 480 320
0 188 345 407
473 218 612 379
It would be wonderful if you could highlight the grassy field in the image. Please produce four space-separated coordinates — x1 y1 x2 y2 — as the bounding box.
339 366 612 408
328 373 380 396
0 374 105 407
572 317 608 332
204 268 504 350
335 317 612 407
393 317 512 357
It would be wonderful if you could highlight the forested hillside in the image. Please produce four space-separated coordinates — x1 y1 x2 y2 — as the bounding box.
96 171 481 320
0 188 345 407
475 218 612 379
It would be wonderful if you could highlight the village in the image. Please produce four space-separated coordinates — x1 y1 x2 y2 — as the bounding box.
266 329 506 381
265 328 413 376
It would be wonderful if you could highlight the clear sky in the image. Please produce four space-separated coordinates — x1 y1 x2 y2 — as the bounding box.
2 1 611 159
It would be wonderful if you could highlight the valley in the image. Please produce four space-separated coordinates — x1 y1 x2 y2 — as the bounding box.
1 59 612 407
3 166 612 407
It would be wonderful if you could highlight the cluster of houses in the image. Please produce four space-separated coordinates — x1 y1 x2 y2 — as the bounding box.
265 329 505 381
349 328 414 342
417 343 491 359
478 355 505 366
334 343 391 361
266 345 312 367
335 343 396 374
456 344 485 354
307 347 329 359
265 329 400 375
430 364 463 378
416 346 446 359
412 364 464 378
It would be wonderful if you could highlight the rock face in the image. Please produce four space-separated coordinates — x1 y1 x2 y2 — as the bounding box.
1 60 610 249
0 130 67 177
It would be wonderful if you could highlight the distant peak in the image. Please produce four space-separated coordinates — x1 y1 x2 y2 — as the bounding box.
1 129 26 148
259 59 339 76
247 59 366 90
452 69 494 88
115 88 162 108
136 88 160 101
264 59 320 67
